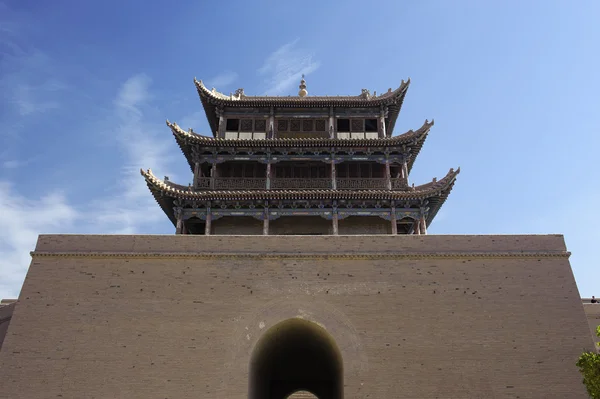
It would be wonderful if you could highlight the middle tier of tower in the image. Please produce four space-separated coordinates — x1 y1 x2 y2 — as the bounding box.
193 159 408 191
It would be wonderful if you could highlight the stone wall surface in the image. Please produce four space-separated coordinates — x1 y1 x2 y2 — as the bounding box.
584 303 600 352
0 234 592 398
0 302 16 351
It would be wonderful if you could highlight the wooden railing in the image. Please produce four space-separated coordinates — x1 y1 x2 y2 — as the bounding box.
195 177 409 190
336 178 388 190
391 178 409 189
271 178 332 189
214 178 266 190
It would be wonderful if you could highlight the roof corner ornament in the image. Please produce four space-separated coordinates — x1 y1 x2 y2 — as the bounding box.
164 176 170 182
298 74 308 97
360 89 372 99
232 88 245 100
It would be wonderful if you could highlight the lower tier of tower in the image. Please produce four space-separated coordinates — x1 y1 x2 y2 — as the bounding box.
178 211 427 236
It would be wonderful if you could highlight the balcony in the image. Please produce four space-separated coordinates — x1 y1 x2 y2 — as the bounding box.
196 178 408 190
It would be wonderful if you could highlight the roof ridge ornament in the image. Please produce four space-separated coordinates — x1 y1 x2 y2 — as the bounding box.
298 74 308 97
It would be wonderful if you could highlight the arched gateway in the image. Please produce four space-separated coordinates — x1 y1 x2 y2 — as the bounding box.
248 318 344 399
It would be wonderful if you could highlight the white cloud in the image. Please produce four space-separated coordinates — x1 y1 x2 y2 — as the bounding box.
258 39 320 95
2 159 29 169
206 71 238 88
0 73 189 298
12 82 61 116
0 181 78 298
88 73 179 234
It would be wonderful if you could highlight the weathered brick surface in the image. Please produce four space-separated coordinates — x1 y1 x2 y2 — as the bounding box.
270 216 331 235
583 303 600 352
0 302 16 352
212 217 263 235
0 234 592 398
338 216 391 235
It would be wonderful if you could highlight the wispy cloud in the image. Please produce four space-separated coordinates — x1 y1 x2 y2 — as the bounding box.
88 73 179 234
0 3 67 138
206 71 238 89
2 159 31 169
258 39 320 95
0 181 78 298
11 82 63 116
0 73 187 298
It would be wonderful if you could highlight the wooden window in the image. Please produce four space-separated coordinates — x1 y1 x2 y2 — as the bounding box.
240 119 253 132
365 119 378 132
351 119 363 132
290 120 301 131
243 164 255 177
277 119 288 131
226 119 239 131
337 119 350 132
302 120 313 132
254 119 266 132
315 119 326 131
360 164 371 178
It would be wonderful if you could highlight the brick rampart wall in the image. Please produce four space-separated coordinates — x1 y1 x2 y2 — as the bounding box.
583 303 600 352
0 302 16 352
0 234 592 398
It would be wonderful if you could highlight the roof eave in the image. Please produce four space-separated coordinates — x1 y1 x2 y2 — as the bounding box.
385 78 410 137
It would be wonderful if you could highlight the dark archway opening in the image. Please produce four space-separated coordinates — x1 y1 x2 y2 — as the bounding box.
249 318 344 399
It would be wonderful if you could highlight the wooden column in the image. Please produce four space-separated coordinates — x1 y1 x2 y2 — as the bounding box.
193 162 200 189
331 160 337 189
263 206 270 235
385 161 392 190
205 206 212 235
210 162 216 190
390 205 398 235
379 106 386 138
268 107 275 139
175 208 183 235
266 162 272 190
217 107 225 137
402 160 409 186
332 206 339 235
413 219 421 235
329 107 335 138
420 215 428 235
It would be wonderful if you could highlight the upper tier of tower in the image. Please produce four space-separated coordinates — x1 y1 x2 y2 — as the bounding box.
194 77 410 139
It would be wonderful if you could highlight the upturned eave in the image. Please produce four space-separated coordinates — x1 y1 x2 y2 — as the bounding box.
167 119 433 174
140 167 459 229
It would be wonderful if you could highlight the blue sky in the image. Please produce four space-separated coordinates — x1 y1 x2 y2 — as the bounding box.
0 0 598 299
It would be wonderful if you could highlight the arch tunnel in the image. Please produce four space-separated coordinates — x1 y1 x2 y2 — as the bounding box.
248 318 344 399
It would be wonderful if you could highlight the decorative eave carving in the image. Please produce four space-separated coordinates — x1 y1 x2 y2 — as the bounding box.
140 167 459 200
167 119 433 173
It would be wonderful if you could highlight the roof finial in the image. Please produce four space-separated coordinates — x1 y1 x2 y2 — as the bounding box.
298 74 308 97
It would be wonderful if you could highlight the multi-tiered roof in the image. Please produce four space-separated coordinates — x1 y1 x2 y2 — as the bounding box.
142 77 459 235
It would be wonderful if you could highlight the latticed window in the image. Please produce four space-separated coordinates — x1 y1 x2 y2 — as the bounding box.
290 120 301 132
240 119 253 132
351 119 363 132
315 119 326 131
224 118 267 139
302 120 313 132
277 119 288 131
254 119 266 132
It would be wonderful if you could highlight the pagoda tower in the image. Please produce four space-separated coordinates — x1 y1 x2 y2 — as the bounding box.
141 76 459 235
